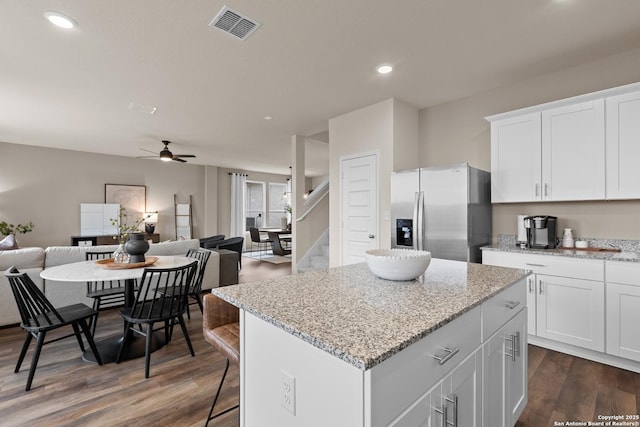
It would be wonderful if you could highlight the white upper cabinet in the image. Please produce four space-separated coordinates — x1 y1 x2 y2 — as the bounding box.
606 90 640 199
487 82 640 203
490 112 541 203
541 99 605 201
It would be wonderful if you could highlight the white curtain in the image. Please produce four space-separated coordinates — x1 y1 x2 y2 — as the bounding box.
230 173 246 238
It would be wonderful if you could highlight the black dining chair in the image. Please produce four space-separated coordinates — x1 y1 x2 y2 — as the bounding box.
249 227 272 259
85 250 133 335
4 266 103 391
116 260 198 379
184 248 212 319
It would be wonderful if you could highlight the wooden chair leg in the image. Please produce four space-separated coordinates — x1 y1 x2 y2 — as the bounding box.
116 322 132 364
194 294 204 313
176 316 195 357
79 318 103 365
71 323 86 352
144 323 153 379
15 332 33 373
25 332 46 391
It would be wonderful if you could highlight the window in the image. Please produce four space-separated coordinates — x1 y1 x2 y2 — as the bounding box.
244 180 289 230
268 182 288 228
245 181 265 230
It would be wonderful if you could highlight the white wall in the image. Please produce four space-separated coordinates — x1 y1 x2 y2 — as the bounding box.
328 98 418 266
419 47 640 241
0 141 209 248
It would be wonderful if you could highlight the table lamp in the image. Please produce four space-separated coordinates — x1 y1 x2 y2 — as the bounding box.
144 212 158 234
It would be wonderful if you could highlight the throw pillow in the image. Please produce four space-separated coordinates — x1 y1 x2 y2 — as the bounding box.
0 234 18 251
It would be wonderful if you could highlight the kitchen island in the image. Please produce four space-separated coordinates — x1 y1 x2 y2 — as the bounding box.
213 258 529 427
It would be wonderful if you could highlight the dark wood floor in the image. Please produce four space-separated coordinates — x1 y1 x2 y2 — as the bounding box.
2 257 640 426
516 345 640 427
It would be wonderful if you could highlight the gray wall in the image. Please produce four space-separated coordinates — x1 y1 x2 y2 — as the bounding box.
0 141 209 248
419 47 640 241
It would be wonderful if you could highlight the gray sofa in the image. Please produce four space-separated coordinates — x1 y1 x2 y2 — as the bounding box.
0 239 222 327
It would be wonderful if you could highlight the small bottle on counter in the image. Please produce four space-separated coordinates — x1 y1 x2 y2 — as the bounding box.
562 228 575 248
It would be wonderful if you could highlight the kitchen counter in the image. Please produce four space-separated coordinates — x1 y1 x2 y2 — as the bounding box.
212 259 527 370
482 244 640 262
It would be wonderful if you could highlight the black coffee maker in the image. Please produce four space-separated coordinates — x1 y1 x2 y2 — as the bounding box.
523 215 558 249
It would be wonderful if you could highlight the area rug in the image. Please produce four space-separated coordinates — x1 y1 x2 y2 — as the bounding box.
258 255 292 264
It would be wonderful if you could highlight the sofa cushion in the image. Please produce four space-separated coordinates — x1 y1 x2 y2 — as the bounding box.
0 247 45 270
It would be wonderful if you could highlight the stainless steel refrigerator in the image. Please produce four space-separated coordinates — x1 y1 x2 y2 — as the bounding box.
391 163 491 263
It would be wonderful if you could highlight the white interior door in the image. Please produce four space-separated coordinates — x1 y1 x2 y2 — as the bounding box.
340 153 378 266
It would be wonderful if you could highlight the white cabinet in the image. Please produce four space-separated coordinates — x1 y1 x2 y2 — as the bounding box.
483 308 527 427
490 112 541 203
485 83 640 203
535 274 604 351
488 99 606 203
606 90 640 199
392 350 482 427
482 251 605 352
541 100 605 201
606 261 640 361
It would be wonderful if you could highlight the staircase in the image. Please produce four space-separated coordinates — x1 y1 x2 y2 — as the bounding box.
296 229 329 273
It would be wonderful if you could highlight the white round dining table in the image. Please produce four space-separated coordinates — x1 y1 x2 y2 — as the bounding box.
40 255 194 363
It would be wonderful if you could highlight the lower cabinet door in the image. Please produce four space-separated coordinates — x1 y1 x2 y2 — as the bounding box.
483 308 528 427
390 383 441 427
483 321 508 427
507 309 528 426
448 350 482 427
391 351 481 427
606 282 640 362
536 274 605 351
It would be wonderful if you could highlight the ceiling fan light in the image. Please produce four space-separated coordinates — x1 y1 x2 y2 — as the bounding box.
160 149 173 161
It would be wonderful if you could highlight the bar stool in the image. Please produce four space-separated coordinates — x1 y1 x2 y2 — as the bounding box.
202 293 240 426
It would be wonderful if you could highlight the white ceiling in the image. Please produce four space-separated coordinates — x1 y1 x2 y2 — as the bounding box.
2 1 640 176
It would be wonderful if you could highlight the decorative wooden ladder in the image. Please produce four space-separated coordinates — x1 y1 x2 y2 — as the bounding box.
174 194 193 239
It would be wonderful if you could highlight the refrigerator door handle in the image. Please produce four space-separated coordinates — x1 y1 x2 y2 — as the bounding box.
415 191 424 251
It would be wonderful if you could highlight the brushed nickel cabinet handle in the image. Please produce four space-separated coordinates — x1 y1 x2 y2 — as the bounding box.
433 347 460 365
505 300 521 310
445 395 458 427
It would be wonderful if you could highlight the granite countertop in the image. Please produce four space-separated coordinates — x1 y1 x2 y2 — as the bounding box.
212 259 528 370
482 235 640 263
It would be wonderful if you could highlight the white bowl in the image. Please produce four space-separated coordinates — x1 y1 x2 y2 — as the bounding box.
575 240 589 248
365 249 431 281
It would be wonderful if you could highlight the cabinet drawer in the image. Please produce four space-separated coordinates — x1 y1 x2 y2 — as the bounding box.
367 305 481 427
523 255 603 281
482 278 527 340
484 251 604 281
606 261 640 285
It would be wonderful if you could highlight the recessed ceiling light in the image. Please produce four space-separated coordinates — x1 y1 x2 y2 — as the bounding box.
264 116 273 120
44 12 77 29
377 64 393 74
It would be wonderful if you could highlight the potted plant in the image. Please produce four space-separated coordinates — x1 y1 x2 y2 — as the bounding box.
109 208 152 263
0 220 35 249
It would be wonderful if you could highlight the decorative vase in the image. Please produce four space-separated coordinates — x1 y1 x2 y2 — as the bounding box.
125 233 150 263
112 243 130 264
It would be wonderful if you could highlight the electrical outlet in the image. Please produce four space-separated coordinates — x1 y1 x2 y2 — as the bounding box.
280 370 296 415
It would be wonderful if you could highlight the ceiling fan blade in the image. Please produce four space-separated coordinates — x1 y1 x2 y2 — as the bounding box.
136 155 160 159
139 148 158 155
173 154 196 158
172 157 187 163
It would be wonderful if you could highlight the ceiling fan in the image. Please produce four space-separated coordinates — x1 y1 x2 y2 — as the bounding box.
138 140 196 163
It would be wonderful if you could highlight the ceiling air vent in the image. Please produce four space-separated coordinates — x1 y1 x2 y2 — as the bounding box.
209 6 261 40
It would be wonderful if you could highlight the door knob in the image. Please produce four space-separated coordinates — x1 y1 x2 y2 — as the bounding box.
368 234 375 239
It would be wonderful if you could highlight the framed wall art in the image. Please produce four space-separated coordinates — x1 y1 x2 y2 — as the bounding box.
104 184 146 224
